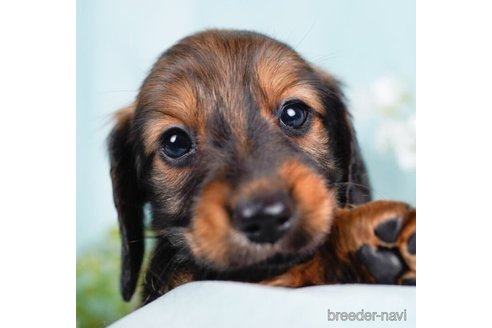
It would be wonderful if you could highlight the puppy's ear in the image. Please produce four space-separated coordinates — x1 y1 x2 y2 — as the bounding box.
108 104 145 301
315 69 372 205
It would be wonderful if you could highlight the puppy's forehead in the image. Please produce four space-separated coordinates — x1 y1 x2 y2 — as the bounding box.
138 31 324 152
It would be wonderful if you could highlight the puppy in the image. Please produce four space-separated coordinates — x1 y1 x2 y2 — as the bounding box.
108 29 416 304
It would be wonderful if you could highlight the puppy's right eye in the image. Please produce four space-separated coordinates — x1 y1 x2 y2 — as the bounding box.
160 128 192 159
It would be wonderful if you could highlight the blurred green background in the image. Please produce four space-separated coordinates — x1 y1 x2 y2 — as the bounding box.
76 228 139 327
77 0 415 326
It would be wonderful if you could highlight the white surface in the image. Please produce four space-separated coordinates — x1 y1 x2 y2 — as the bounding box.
110 281 416 328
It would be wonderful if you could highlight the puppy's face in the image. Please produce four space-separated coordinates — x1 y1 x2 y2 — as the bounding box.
110 30 362 299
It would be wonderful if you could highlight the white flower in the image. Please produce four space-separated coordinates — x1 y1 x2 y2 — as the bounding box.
375 115 416 171
351 75 407 117
370 76 405 111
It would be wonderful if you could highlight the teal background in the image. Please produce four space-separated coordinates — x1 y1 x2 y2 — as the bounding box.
77 0 415 252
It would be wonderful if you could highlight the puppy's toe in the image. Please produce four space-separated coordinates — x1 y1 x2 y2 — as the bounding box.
399 271 416 286
397 211 416 272
374 216 403 244
356 245 404 284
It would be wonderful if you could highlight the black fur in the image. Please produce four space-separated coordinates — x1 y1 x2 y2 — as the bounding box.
108 114 146 301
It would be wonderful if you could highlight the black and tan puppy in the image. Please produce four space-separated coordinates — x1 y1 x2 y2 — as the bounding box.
108 29 416 305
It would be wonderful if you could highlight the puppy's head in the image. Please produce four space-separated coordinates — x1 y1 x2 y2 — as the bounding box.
108 30 369 300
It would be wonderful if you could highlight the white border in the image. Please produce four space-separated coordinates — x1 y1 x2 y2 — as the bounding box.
418 0 492 326
2 0 492 326
0 0 75 326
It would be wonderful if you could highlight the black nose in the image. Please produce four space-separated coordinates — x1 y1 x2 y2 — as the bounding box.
233 193 294 244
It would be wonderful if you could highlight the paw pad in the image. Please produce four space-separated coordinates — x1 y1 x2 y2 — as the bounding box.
407 233 416 255
355 209 416 285
356 245 404 284
374 216 403 243
401 277 416 286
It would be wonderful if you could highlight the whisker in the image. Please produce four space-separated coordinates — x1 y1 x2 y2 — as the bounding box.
333 181 395 201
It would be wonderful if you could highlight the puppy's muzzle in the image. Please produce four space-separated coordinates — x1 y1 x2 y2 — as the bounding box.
232 191 294 244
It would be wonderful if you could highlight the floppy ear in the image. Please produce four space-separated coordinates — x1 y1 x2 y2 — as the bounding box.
314 69 372 206
108 104 145 301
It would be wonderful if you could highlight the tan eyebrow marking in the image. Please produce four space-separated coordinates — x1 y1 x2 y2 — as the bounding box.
139 77 208 155
279 85 325 116
142 115 183 156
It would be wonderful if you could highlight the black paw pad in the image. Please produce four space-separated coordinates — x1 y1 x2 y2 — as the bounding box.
357 245 404 284
402 278 416 286
374 216 403 243
407 233 416 255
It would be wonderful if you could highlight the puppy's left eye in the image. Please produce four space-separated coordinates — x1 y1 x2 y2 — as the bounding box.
279 101 308 129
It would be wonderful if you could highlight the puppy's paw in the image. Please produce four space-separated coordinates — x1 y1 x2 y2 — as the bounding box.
334 201 416 285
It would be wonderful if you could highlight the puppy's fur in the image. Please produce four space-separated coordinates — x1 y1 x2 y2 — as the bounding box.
108 30 415 304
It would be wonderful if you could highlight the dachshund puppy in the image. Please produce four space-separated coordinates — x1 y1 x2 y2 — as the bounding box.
108 29 416 304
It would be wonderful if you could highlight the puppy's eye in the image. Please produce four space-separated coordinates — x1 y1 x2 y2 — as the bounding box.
279 101 308 129
160 128 192 159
